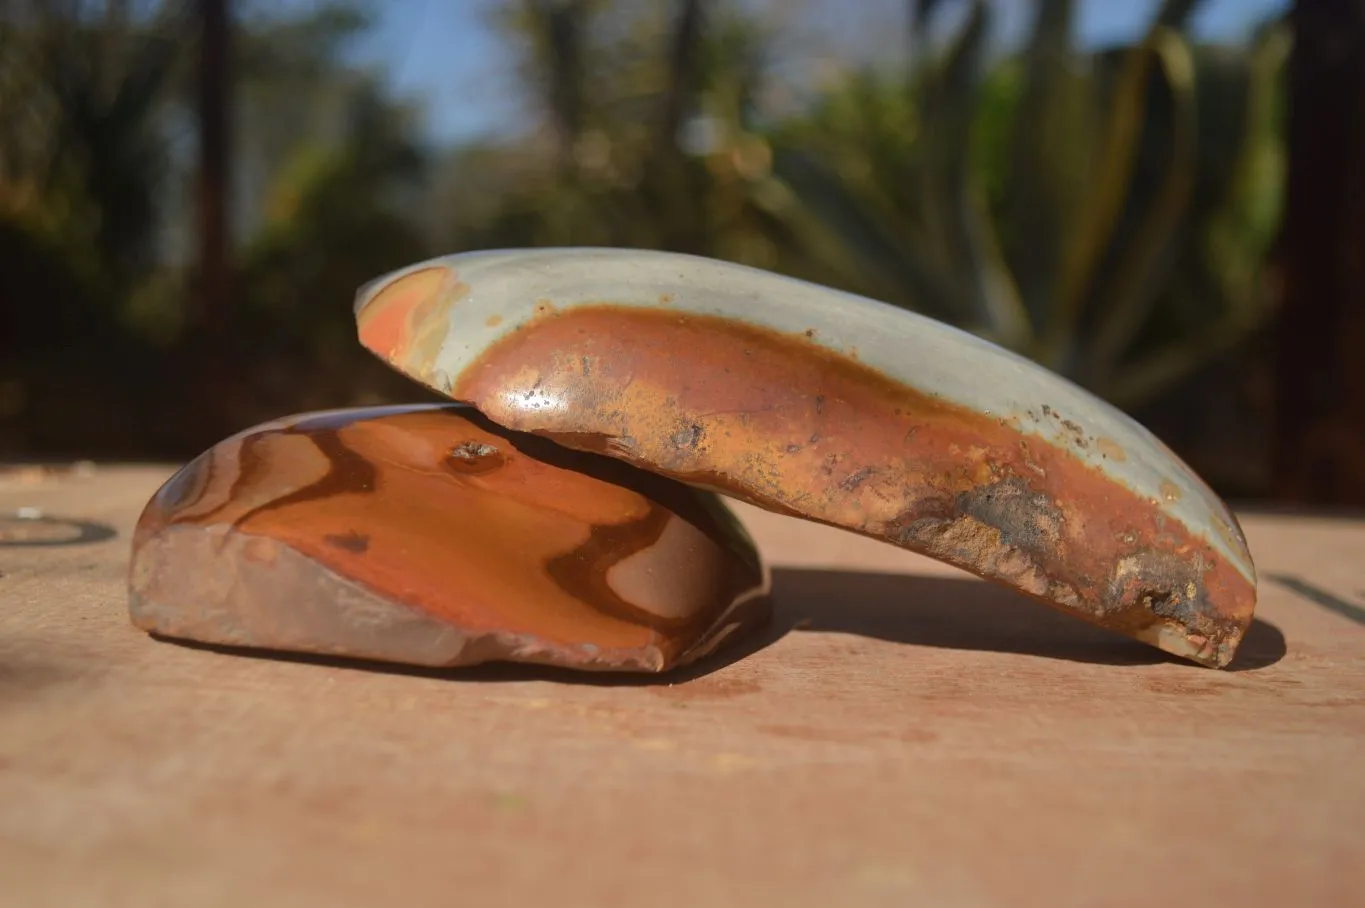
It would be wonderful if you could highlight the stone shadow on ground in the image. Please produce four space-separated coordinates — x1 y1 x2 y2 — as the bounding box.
153 566 1287 683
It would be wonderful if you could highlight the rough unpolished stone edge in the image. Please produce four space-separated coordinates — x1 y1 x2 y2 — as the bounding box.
127 524 684 672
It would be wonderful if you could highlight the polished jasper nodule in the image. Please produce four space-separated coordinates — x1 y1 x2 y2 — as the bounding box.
347 249 1258 669
128 404 770 671
133 247 1260 673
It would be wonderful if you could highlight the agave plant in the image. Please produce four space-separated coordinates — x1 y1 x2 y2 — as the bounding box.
738 0 1288 411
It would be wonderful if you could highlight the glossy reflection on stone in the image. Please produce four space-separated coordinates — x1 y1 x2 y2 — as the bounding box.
354 249 1259 669
128 404 770 671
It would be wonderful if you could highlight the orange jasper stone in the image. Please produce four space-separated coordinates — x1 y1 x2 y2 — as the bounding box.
128 404 770 671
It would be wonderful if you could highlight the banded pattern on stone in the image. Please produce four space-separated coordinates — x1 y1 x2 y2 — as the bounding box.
129 404 770 671
353 248 1258 668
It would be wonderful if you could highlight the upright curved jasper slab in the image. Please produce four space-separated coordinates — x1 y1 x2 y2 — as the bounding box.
354 249 1258 668
128 404 770 671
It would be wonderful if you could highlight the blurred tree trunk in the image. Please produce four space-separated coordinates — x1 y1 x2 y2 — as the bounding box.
652 0 708 253
1274 0 1365 506
526 0 586 175
197 0 232 332
187 0 236 451
656 0 705 156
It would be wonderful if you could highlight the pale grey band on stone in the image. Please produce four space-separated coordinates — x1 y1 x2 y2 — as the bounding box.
356 247 1253 587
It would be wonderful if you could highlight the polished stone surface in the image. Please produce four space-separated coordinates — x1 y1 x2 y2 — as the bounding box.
128 404 769 671
353 249 1256 668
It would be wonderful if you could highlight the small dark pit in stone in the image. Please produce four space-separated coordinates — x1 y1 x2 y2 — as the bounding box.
451 442 499 460
671 422 705 451
446 441 506 476
324 531 370 554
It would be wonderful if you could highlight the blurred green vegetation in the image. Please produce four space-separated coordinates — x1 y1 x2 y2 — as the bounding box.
0 0 1288 493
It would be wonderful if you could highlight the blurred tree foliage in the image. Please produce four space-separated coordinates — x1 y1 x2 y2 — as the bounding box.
1 0 195 455
0 0 433 456
0 0 1289 492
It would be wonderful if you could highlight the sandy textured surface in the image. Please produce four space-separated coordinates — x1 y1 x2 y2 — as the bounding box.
2 465 1363 907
